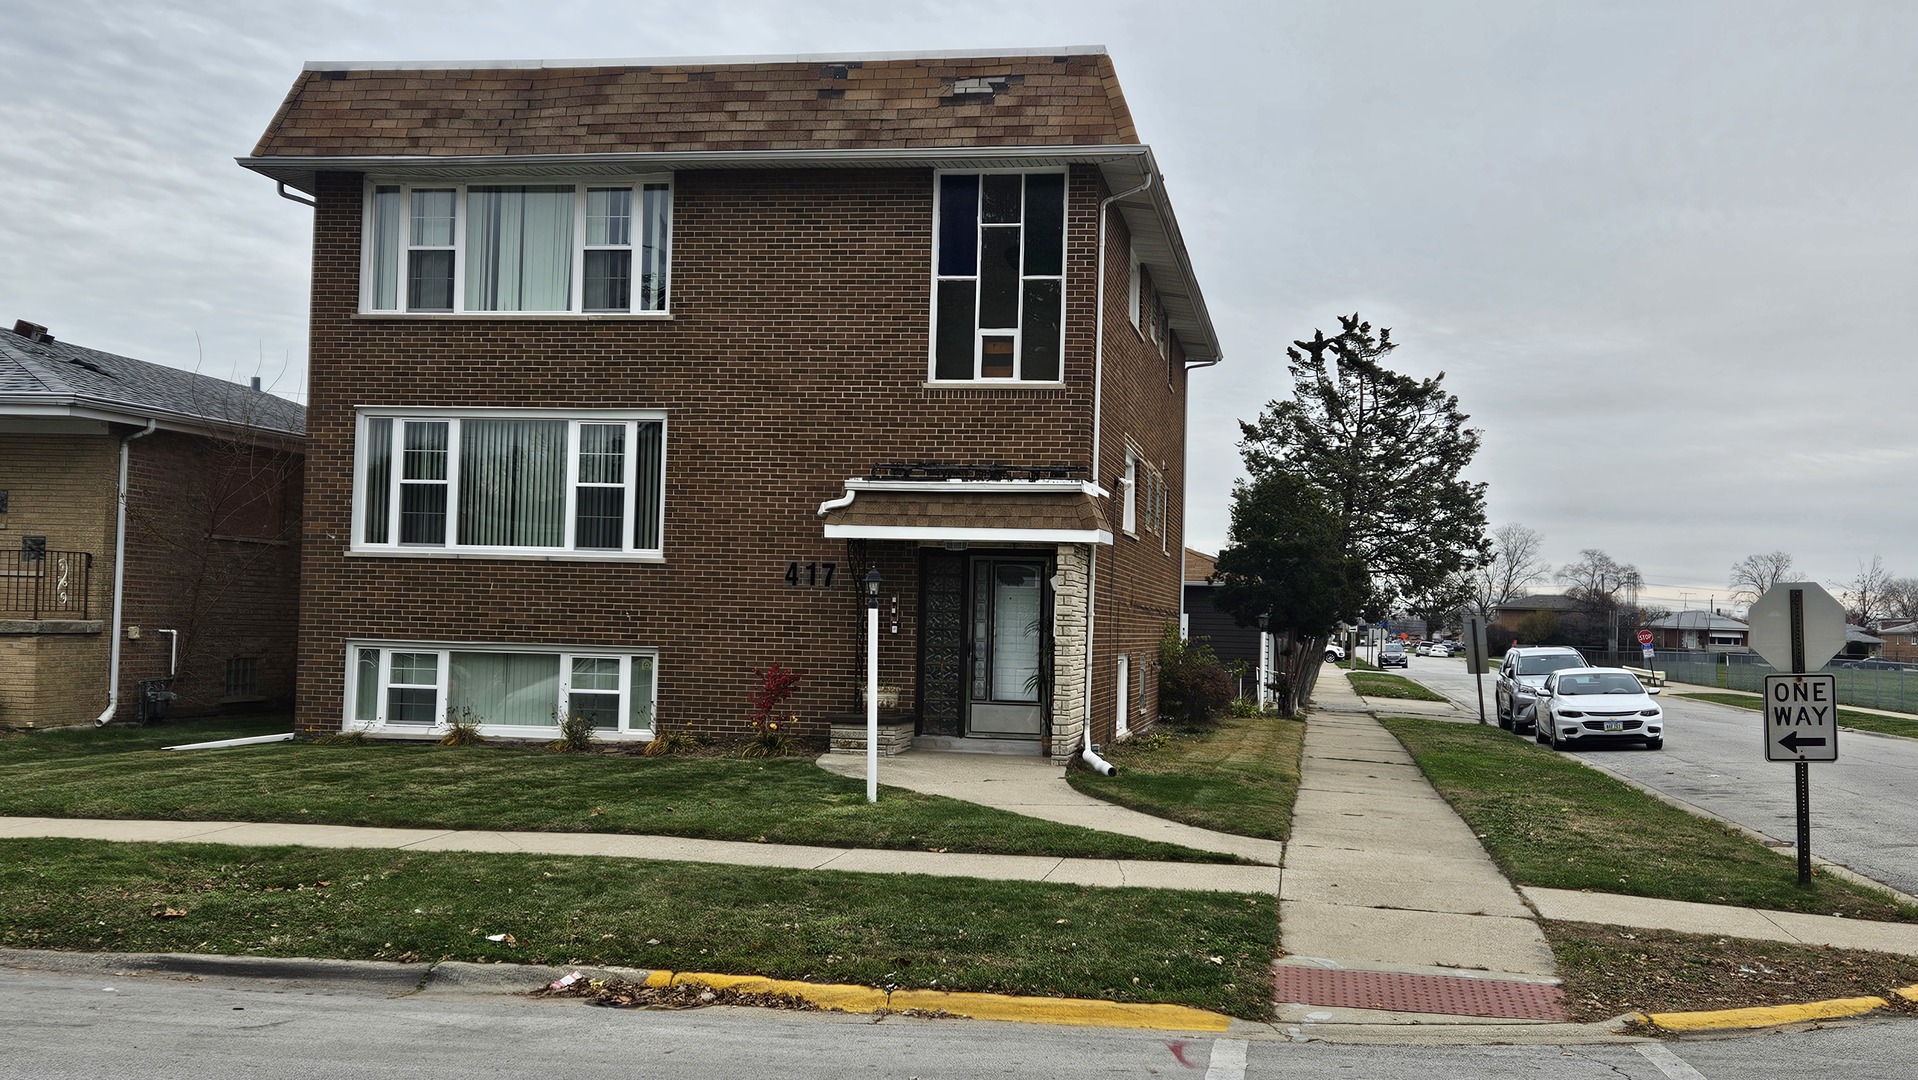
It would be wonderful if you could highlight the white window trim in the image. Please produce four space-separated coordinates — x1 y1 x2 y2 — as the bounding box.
360 176 674 317
351 406 667 561
1121 448 1139 536
345 640 660 741
928 167 1069 384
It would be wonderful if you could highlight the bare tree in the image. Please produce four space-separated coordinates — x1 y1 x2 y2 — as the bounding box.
1468 523 1550 622
1881 577 1918 624
1834 555 1896 630
1728 551 1796 606
1555 549 1644 650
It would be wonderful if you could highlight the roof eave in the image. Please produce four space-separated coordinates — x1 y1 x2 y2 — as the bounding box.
0 397 304 444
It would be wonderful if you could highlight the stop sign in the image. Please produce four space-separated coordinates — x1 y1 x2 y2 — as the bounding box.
1747 582 1848 672
1636 629 1653 645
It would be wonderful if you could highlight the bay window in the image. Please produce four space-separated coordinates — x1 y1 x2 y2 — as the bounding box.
356 409 666 557
932 170 1066 382
362 179 671 314
349 643 658 737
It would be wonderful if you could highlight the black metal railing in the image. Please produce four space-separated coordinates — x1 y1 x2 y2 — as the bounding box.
0 549 92 619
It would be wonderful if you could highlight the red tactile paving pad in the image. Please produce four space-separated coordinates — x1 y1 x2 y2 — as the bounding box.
1273 966 1568 1020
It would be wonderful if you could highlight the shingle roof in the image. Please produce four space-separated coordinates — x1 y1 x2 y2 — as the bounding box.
0 329 305 437
251 50 1136 159
1647 610 1749 631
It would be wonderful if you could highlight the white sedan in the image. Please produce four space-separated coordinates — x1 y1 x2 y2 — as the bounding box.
1533 667 1664 751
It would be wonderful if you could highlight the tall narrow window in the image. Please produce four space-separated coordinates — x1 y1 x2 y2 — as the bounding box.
406 190 456 312
369 186 402 310
362 417 393 544
933 171 1066 381
640 183 671 312
400 421 449 544
574 423 627 550
584 188 633 312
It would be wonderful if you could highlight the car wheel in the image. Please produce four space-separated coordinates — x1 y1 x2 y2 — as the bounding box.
1644 738 1663 751
1496 702 1512 730
1324 651 1338 664
1547 724 1565 750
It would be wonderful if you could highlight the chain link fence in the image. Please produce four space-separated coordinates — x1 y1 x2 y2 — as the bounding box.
1592 649 1918 714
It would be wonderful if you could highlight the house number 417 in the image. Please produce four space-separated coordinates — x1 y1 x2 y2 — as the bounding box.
784 562 837 588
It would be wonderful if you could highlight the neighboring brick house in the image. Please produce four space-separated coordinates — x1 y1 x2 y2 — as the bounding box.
0 321 304 728
242 49 1221 758
1645 610 1750 653
1878 621 1918 662
1489 593 1580 646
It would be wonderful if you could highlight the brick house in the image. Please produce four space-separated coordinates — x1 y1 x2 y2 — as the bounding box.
0 321 304 728
241 49 1221 758
1644 610 1750 653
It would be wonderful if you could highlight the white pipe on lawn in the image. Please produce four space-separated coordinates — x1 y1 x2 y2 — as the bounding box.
866 594 879 803
1080 743 1118 776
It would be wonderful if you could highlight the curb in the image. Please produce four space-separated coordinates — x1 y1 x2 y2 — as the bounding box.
636 969 1234 1031
1639 983 1918 1033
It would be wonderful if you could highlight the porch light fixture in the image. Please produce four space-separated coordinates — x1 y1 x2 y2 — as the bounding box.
864 567 883 803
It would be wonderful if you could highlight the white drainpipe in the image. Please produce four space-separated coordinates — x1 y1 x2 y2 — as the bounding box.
96 419 157 726
1081 173 1154 766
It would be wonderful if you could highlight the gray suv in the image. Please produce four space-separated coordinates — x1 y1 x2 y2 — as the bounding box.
1496 646 1588 733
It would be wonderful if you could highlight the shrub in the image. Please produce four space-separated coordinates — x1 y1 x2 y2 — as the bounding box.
642 722 700 757
438 706 485 747
551 713 596 753
741 662 801 758
1158 623 1235 727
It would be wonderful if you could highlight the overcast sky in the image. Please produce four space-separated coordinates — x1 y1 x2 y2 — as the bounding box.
5 0 1912 615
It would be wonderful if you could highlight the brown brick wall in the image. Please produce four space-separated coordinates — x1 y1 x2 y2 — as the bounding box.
297 163 1186 742
120 430 303 716
1086 213 1188 745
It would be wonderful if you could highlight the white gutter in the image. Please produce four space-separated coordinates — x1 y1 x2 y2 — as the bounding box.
97 419 157 726
816 490 856 516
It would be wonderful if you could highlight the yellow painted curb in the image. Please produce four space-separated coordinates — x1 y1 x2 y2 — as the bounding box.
1642 995 1888 1032
1895 984 1918 1004
641 970 1231 1031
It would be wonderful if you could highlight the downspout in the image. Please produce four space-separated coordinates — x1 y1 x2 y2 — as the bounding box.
97 419 157 726
1080 172 1153 772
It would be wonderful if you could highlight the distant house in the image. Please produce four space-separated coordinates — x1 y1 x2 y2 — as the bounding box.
1645 610 1750 653
1842 625 1884 661
1878 621 1918 662
1489 593 1581 644
1181 547 1259 672
0 321 304 728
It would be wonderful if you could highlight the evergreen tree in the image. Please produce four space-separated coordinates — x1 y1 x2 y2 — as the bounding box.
1236 313 1489 613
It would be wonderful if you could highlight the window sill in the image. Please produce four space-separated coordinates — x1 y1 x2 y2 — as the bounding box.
346 549 666 564
923 381 1068 392
352 312 673 322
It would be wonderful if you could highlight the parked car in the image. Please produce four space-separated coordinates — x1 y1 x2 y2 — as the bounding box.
1495 645 1588 733
1379 642 1409 668
1846 657 1918 672
1324 642 1347 664
1533 667 1664 750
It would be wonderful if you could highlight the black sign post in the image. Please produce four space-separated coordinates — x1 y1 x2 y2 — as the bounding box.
1790 588 1811 886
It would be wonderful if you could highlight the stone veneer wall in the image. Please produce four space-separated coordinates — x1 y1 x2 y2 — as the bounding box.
1048 543 1091 761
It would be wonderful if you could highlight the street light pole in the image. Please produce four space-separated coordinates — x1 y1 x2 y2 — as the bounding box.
864 568 882 804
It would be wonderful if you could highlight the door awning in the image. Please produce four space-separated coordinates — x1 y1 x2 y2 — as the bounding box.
819 479 1112 545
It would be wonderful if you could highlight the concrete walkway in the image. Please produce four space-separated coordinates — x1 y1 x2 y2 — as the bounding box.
815 749 1286 865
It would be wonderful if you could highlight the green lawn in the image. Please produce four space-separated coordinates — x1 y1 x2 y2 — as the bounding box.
1379 717 1918 921
1347 672 1450 702
0 837 1278 1018
1066 715 1304 841
0 717 1229 863
1674 692 1918 741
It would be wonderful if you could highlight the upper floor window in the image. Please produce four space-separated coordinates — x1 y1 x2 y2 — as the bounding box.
354 408 666 558
932 171 1065 382
363 180 671 315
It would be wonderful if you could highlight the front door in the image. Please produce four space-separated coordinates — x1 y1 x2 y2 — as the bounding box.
966 558 1047 738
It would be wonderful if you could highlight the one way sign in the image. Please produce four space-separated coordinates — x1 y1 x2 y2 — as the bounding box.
1763 674 1840 763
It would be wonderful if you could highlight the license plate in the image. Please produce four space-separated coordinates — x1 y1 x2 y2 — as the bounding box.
1603 720 1624 732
